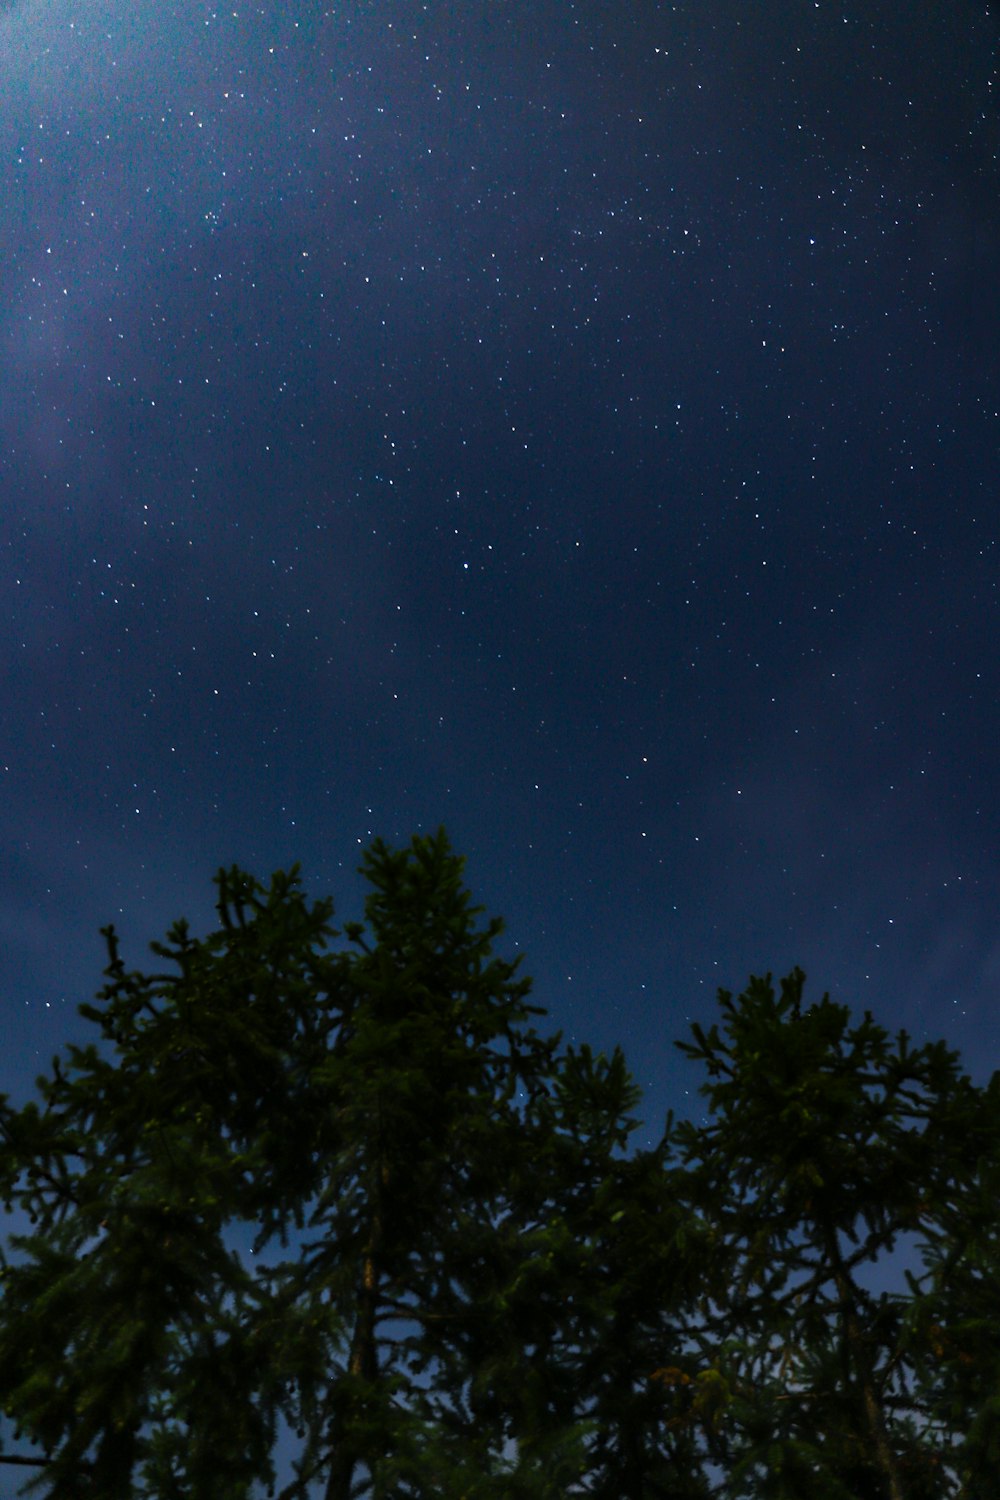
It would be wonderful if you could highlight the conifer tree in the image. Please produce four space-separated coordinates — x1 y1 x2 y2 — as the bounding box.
901 1067 1000 1497
0 831 698 1497
8 845 993 1497
671 968 994 1500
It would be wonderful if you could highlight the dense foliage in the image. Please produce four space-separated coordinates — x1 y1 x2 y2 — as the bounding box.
1 831 997 1497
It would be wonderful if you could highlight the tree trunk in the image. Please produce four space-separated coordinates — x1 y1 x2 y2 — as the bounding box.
323 1161 386 1500
827 1230 907 1500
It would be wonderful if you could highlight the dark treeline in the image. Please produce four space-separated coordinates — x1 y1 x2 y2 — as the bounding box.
1 831 997 1498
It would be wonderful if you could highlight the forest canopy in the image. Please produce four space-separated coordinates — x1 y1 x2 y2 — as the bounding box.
1 830 998 1499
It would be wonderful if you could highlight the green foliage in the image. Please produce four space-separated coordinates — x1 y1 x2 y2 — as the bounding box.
1 845 998 1498
673 968 996 1499
0 831 698 1498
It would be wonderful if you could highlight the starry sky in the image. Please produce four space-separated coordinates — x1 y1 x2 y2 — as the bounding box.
2 0 998 1137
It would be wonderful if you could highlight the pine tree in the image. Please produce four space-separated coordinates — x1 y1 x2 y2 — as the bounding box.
0 831 699 1497
900 1067 1000 1498
671 968 993 1500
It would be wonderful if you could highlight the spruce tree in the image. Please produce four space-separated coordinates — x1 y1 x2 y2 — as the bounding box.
671 968 994 1500
0 831 697 1497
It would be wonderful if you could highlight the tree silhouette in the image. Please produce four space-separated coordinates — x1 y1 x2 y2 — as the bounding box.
0 832 697 1497
2 841 997 1497
672 968 996 1499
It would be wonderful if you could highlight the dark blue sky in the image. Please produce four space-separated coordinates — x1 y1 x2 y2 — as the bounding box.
2 0 997 1136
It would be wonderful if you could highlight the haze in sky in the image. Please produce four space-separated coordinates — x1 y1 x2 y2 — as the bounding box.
2 0 997 1138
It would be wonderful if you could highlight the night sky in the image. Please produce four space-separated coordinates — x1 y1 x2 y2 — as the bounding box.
3 0 998 1139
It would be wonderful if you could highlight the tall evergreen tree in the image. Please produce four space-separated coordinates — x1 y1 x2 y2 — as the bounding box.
0 831 699 1498
901 1067 1000 1498
671 968 995 1500
7 843 993 1497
